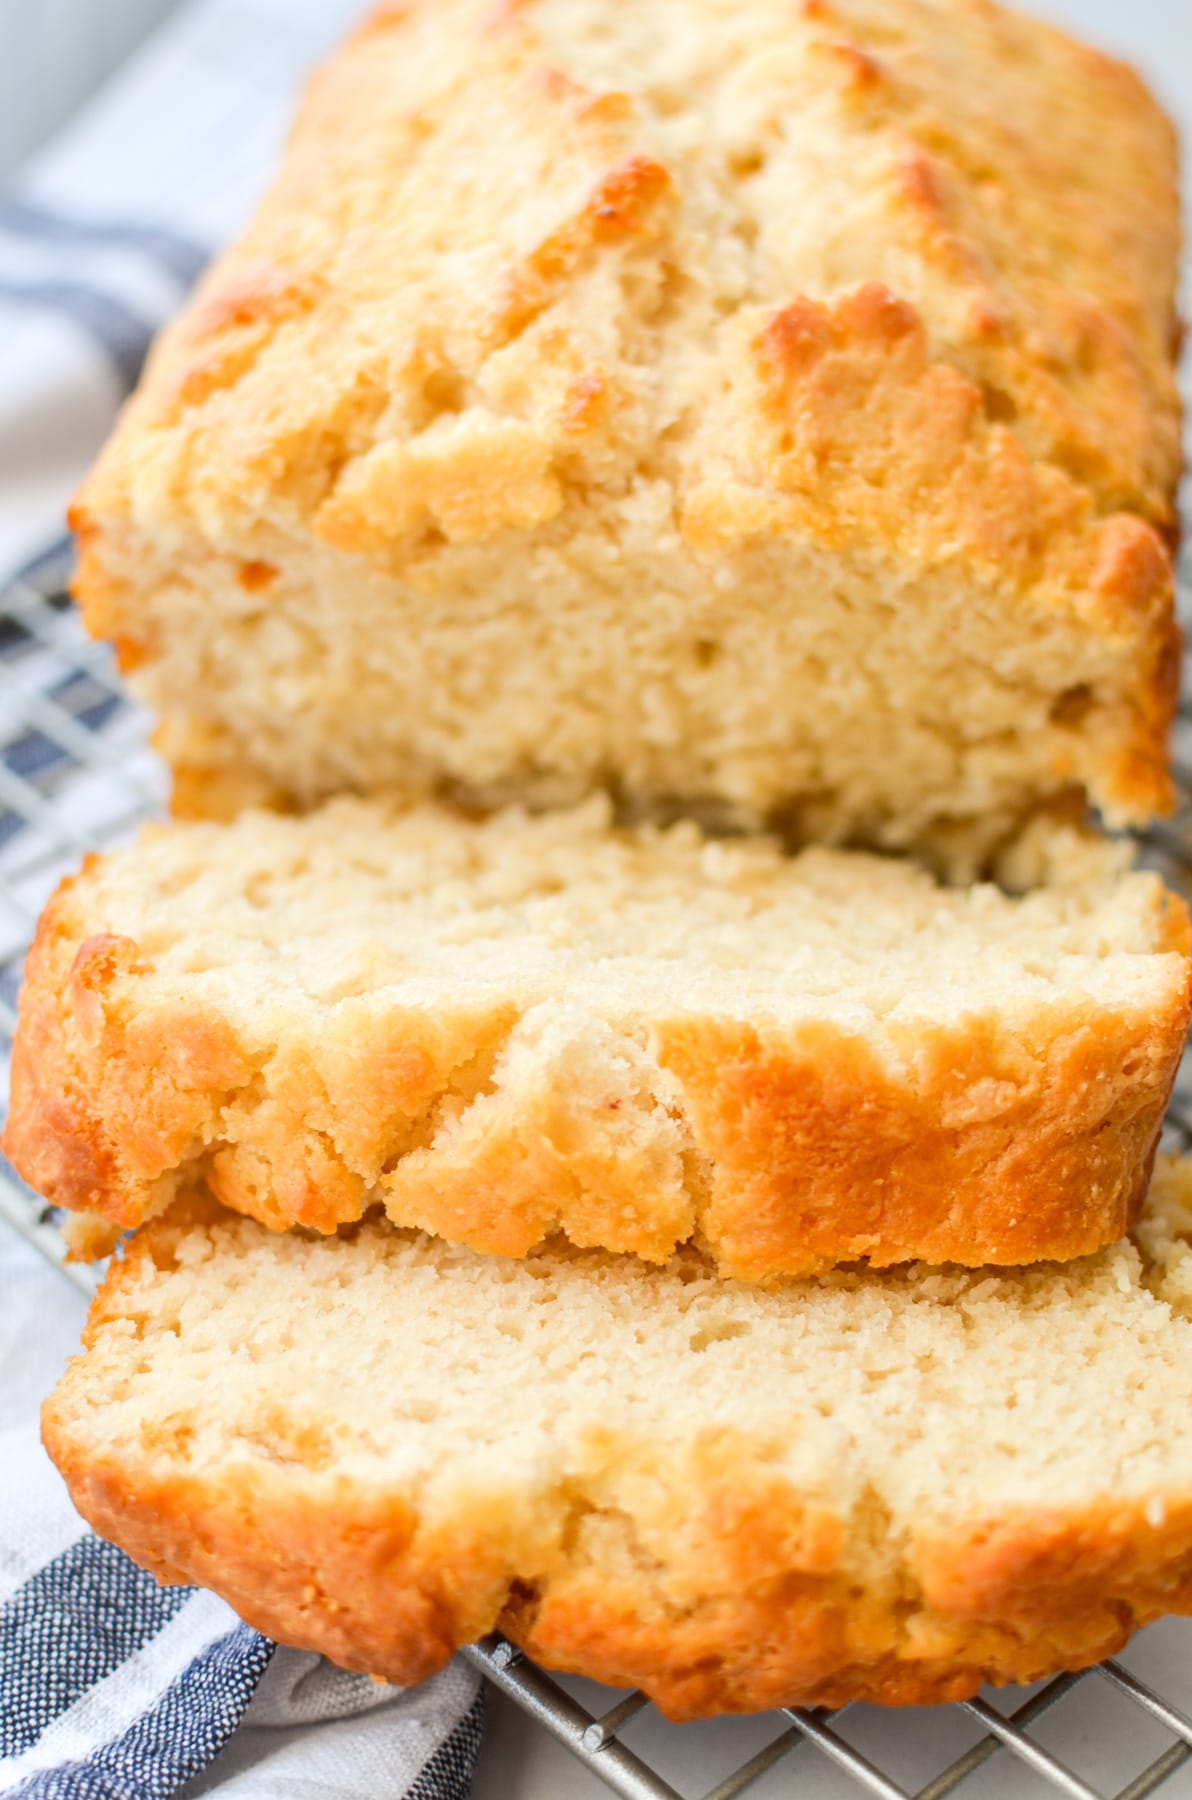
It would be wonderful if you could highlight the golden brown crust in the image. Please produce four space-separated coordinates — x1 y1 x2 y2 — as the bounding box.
76 0 1183 534
656 1001 1187 1279
3 885 254 1230
7 846 1189 1275
3 885 137 1223
41 1213 1192 1719
54 1438 1192 1715
513 1495 1192 1714
67 0 1182 849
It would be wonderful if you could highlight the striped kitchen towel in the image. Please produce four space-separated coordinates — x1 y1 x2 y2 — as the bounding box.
0 0 485 1793
0 1152 482 1800
0 0 358 583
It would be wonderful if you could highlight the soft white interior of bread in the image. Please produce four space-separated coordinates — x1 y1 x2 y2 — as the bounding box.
79 800 1180 1038
68 1161 1192 1534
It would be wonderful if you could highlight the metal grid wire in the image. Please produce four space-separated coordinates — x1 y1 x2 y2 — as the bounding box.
4 568 1192 1800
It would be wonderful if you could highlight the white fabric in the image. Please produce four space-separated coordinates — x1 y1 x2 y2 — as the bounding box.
183 1659 483 1800
0 0 362 579
0 1235 89 1595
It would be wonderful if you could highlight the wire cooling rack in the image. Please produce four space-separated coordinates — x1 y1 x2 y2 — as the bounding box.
4 567 1192 1800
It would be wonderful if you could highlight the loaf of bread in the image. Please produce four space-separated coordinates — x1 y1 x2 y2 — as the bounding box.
6 798 1188 1278
70 0 1181 862
43 1160 1192 1716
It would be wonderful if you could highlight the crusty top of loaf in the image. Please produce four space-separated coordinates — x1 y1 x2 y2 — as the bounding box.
76 0 1180 606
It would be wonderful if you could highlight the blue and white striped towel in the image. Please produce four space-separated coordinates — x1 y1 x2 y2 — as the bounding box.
0 0 359 579
0 1230 483 1799
0 0 484 1792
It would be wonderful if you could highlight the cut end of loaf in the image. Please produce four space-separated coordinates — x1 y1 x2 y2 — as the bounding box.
5 800 1189 1279
41 1160 1192 1715
68 0 1181 852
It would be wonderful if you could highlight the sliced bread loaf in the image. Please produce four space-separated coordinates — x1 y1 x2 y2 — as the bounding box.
6 799 1189 1278
70 0 1181 861
44 1160 1192 1716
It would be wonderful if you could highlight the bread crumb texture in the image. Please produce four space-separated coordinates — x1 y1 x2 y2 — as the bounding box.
71 0 1180 860
6 801 1189 1276
42 1159 1192 1715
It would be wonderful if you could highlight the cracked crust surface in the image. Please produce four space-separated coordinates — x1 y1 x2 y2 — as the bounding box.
42 1161 1192 1716
6 799 1189 1278
70 0 1181 861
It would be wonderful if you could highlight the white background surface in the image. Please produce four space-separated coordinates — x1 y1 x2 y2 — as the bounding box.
1 0 1190 1795
0 0 183 182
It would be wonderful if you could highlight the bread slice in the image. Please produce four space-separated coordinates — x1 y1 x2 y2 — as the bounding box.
43 1160 1192 1716
70 0 1180 863
6 799 1189 1279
